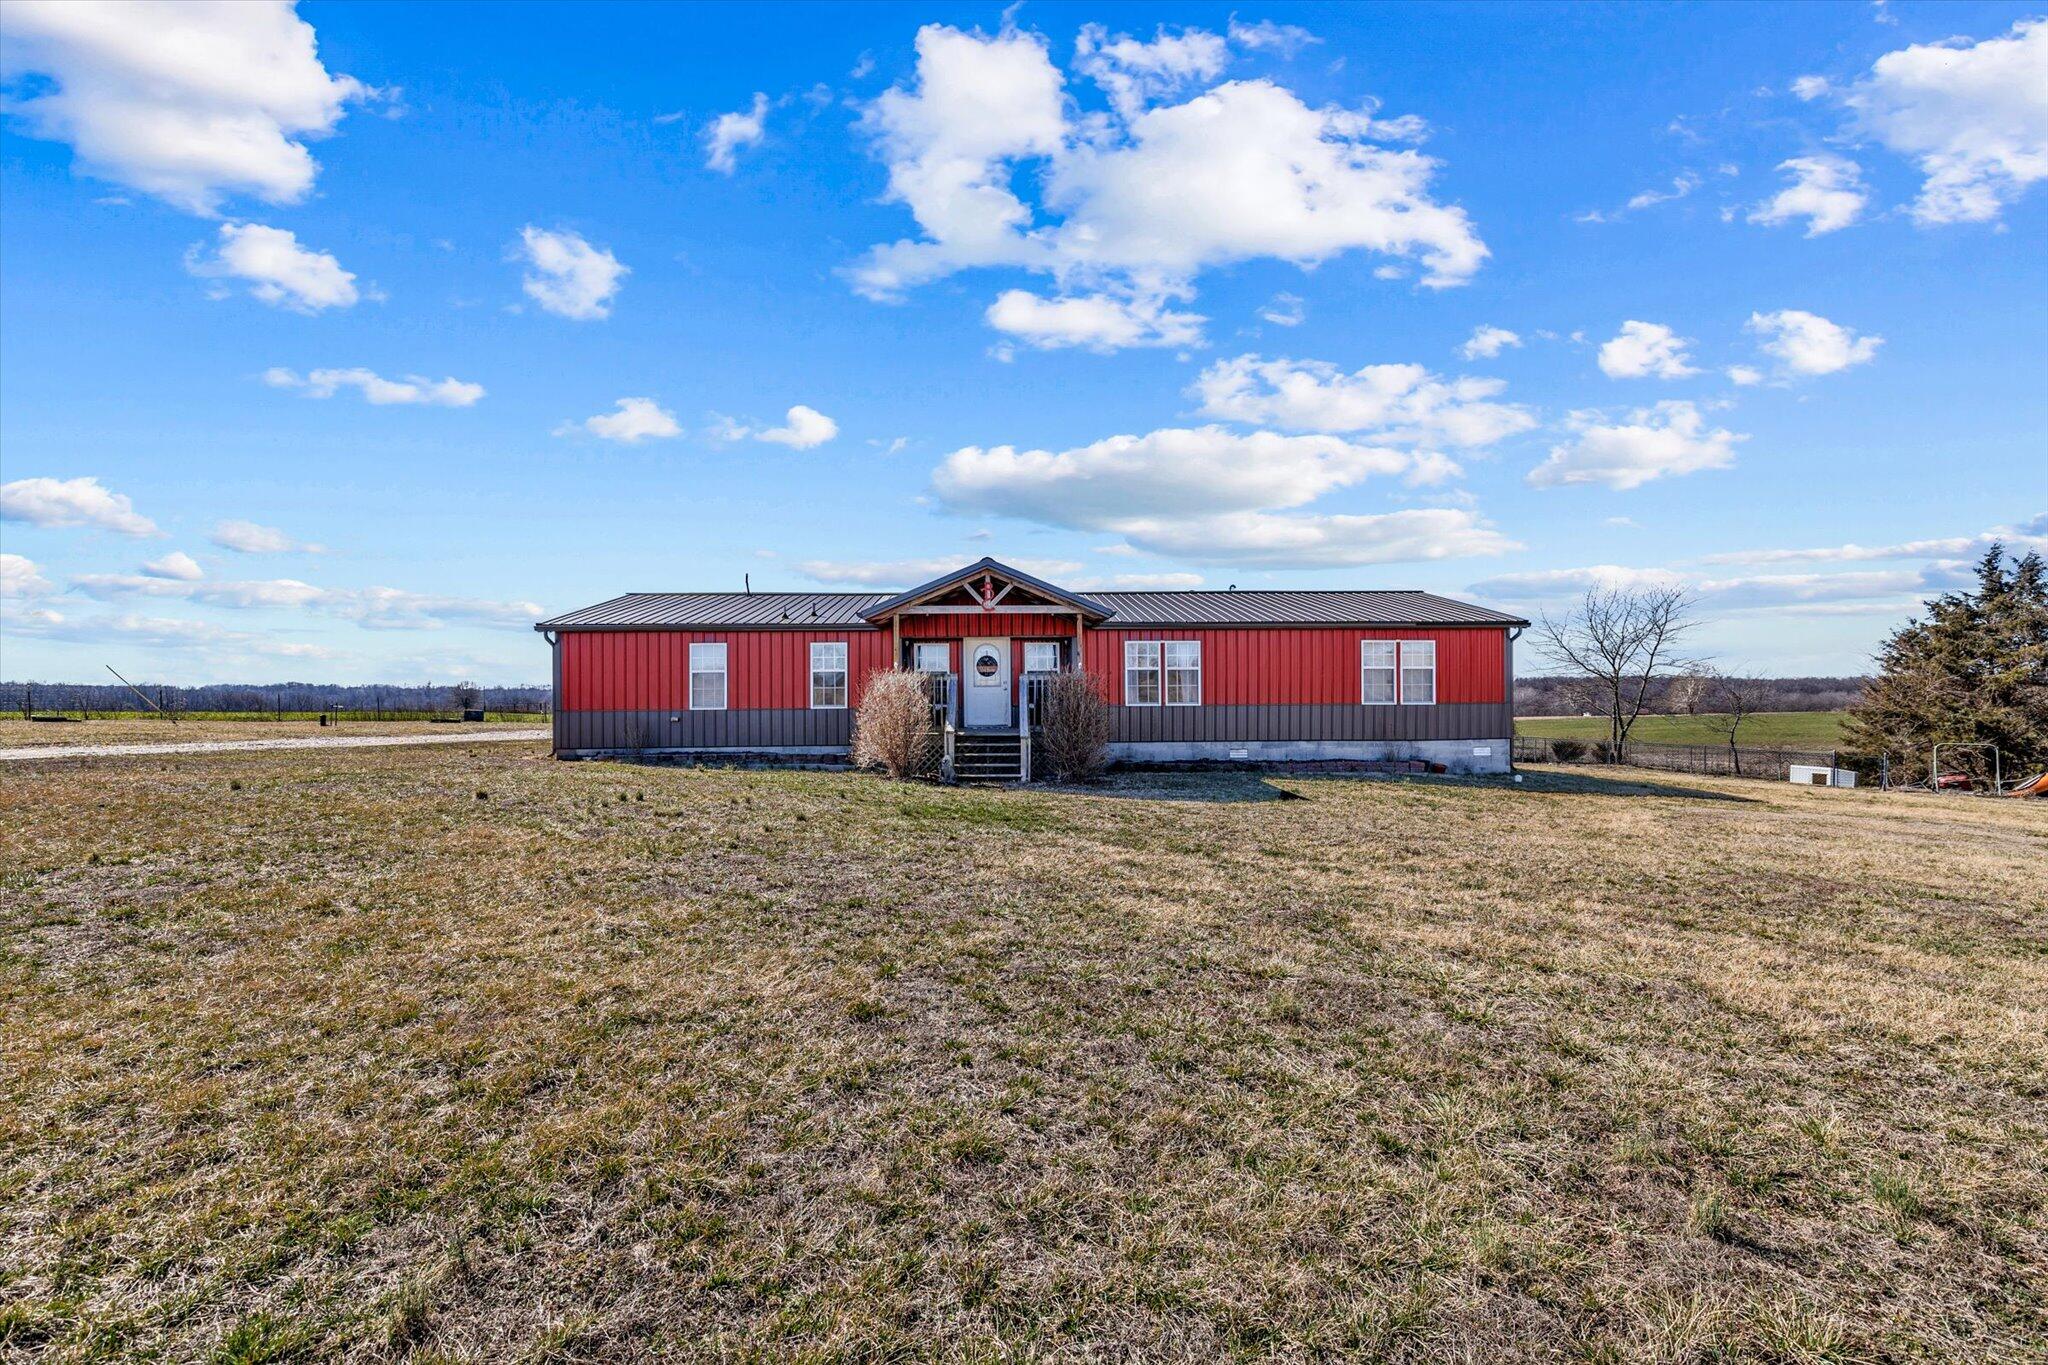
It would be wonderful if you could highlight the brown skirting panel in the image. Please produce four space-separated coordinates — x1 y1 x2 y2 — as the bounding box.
556 702 1511 754
1111 701 1513 744
556 707 853 752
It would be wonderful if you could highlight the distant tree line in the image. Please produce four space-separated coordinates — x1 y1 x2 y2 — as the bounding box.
1515 673 1867 717
4 680 551 717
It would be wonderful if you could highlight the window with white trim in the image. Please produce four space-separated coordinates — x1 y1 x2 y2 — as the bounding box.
912 642 949 673
1023 642 1060 674
1361 641 1396 705
810 641 848 709
1162 640 1201 706
689 642 727 711
1123 641 1161 706
1400 639 1436 705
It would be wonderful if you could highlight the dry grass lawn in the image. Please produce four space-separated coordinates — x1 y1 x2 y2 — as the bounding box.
2 743 2044 1361
0 718 540 750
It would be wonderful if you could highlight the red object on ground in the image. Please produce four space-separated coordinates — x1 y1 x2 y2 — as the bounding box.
1935 773 1975 791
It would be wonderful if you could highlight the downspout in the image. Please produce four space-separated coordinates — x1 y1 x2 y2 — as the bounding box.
543 629 561 759
1506 627 1522 777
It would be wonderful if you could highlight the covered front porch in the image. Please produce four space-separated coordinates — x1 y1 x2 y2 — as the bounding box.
863 558 1110 780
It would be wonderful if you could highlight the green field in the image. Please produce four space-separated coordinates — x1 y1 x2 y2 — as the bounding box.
1516 710 1851 748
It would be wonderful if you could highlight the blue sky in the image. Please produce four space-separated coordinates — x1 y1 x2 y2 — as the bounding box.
2 0 2043 684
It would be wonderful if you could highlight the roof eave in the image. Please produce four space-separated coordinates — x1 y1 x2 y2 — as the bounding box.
860 556 1112 622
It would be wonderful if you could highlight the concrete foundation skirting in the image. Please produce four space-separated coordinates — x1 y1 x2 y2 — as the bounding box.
1106 738 1512 774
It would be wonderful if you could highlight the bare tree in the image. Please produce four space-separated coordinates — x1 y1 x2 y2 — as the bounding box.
1534 586 1704 757
1667 669 1714 717
1706 669 1771 775
448 682 483 713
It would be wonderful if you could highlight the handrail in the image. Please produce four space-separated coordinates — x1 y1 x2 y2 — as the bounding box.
1016 677 1032 783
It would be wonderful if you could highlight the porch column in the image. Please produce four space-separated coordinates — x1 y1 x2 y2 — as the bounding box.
1073 610 1085 672
892 612 902 668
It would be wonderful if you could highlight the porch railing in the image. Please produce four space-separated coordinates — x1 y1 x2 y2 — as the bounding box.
1021 672 1054 730
920 671 957 729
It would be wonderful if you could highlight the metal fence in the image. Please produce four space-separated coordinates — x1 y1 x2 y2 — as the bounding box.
1513 735 1845 782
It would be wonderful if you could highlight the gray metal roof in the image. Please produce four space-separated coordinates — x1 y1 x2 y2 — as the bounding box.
863 556 1111 621
1089 590 1527 628
538 587 1526 630
537 592 890 629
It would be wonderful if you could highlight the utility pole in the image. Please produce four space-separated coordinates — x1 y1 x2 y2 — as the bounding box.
105 665 176 725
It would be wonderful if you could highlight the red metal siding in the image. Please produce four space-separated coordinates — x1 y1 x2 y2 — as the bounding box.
559 629 891 711
899 612 1078 640
1082 627 1505 706
559 624 1505 714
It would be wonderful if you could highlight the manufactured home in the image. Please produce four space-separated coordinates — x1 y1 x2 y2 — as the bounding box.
535 558 1527 776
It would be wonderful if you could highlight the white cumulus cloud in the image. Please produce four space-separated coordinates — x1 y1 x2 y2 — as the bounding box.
1 475 159 536
1748 154 1868 235
985 288 1204 351
185 222 360 310
1227 18 1321 57
1840 17 2048 225
210 519 322 554
1596 320 1699 379
1701 513 2048 564
704 92 769 173
1110 508 1517 567
934 426 1412 529
69 572 541 630
1193 354 1536 448
1074 23 1230 122
515 226 627 320
567 397 681 444
1746 309 1882 377
1458 325 1522 360
758 405 839 449
848 25 1486 349
141 551 204 581
1528 401 1745 490
1259 292 1305 326
1 553 53 599
0 0 370 214
717 405 839 449
264 366 484 406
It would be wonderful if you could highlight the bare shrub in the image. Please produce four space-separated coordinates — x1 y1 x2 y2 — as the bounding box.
852 670 934 779
1037 668 1110 782
1548 738 1588 763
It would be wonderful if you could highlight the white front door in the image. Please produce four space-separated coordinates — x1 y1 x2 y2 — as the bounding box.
963 637 1010 727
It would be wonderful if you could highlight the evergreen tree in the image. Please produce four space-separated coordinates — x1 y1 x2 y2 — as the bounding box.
1845 543 2048 785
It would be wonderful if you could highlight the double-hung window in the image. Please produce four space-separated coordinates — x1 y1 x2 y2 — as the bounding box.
1162 641 1201 706
1023 642 1060 674
689 642 728 711
1400 640 1436 705
1361 641 1397 705
810 641 848 709
1123 641 1161 706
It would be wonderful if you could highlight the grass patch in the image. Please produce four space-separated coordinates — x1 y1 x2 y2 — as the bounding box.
2 743 2044 1358
1516 710 1851 748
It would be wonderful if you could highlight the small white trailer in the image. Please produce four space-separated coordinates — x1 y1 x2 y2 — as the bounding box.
1789 764 1857 788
